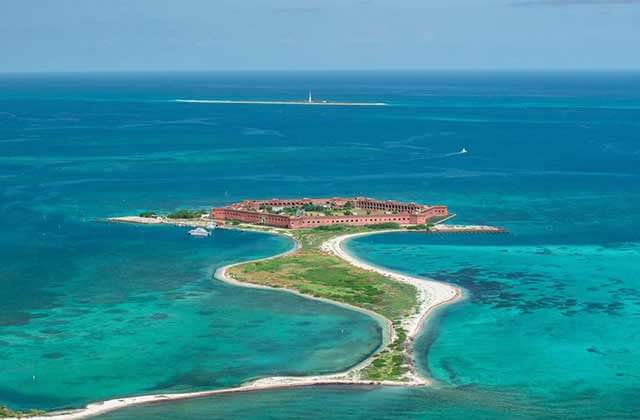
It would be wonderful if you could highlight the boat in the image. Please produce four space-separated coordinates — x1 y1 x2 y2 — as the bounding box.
206 222 216 229
188 227 211 237
460 147 468 154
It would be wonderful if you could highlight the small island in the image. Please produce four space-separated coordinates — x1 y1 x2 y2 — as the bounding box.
18 198 502 419
175 92 387 107
108 199 503 387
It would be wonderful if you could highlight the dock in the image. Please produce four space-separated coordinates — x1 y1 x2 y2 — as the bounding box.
429 224 506 234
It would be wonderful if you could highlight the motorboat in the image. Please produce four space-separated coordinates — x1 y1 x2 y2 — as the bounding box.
188 227 211 237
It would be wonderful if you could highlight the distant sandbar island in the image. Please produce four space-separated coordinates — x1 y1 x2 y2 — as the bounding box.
176 92 387 106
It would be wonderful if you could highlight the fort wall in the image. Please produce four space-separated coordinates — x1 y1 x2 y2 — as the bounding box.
211 197 448 229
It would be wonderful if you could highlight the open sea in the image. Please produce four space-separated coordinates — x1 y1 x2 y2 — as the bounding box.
1 71 639 418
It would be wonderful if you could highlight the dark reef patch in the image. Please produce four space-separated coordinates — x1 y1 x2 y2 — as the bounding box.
428 266 626 317
42 352 65 359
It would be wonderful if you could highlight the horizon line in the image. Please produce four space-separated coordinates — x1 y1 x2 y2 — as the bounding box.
2 68 640 76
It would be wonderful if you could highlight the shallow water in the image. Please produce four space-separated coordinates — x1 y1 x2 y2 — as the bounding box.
2 71 639 416
348 234 640 418
95 385 550 420
0 223 381 410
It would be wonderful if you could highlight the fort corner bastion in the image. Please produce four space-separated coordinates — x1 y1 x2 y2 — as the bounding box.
211 197 448 229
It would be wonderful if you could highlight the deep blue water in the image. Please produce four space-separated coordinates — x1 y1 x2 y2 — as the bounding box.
1 71 639 418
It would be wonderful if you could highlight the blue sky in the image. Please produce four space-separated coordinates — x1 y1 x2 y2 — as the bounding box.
2 0 639 72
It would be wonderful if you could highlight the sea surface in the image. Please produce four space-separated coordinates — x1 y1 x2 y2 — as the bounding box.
1 71 639 418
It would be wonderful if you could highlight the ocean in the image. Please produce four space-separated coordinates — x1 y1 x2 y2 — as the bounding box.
1 71 638 418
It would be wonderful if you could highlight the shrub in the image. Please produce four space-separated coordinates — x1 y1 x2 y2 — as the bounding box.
166 209 206 219
139 211 156 218
406 224 430 231
365 222 401 229
0 406 46 418
302 203 325 212
313 224 347 231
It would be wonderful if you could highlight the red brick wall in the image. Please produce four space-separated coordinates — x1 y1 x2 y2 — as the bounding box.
211 209 292 228
414 206 448 224
211 202 448 229
292 214 415 228
355 198 421 213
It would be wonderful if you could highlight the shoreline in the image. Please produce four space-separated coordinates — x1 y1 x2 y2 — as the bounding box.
321 231 462 381
21 227 461 420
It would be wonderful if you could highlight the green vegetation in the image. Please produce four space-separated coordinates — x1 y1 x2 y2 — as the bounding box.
302 203 327 213
229 226 416 321
0 406 46 418
166 209 207 219
227 225 418 381
138 211 157 218
365 222 401 230
360 327 410 380
405 223 433 231
312 224 348 231
280 207 299 216
290 224 360 249
230 250 415 321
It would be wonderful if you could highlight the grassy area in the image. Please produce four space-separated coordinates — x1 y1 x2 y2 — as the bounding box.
289 224 362 249
0 406 46 418
359 326 410 380
229 248 416 321
166 209 207 219
229 225 418 320
405 224 432 231
226 225 419 381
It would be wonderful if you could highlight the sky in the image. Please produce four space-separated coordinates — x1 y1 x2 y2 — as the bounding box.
1 0 640 73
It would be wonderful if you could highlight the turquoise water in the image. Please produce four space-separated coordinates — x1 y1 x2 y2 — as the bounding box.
2 72 639 417
0 223 381 410
347 234 640 418
95 385 549 420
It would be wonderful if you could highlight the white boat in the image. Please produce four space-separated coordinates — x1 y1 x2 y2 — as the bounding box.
206 222 216 229
188 227 211 237
460 147 468 154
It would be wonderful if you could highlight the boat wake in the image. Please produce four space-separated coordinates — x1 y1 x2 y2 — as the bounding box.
443 148 468 157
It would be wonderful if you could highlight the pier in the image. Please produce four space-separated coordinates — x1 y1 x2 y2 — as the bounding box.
429 224 506 234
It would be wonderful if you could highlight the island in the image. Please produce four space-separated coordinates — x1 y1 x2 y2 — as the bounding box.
15 197 503 419
175 92 387 107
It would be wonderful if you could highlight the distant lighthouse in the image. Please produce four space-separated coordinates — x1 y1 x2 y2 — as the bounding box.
308 91 312 103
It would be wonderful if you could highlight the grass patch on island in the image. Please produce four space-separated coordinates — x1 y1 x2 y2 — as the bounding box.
360 326 410 380
227 225 417 326
0 406 46 418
